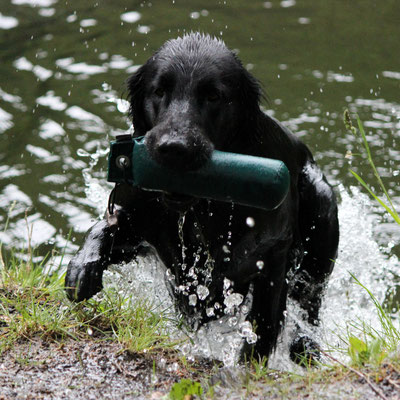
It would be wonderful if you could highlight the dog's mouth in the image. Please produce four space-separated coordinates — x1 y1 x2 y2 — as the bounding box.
162 192 198 212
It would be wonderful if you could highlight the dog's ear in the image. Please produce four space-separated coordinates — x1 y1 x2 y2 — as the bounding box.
239 68 263 118
126 66 148 136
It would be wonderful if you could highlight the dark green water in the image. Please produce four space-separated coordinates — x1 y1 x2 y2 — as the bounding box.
0 0 399 262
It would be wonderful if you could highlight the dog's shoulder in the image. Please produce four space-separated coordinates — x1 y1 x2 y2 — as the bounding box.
257 113 313 171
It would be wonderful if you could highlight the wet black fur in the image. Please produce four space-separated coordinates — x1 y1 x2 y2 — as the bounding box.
65 33 339 361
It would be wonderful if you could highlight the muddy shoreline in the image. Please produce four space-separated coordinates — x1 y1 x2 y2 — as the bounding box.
0 338 210 399
1 338 399 399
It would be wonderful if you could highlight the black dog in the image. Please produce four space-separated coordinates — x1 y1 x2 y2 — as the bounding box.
65 33 339 362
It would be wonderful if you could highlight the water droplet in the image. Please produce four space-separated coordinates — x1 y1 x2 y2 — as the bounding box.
190 11 200 19
239 321 252 337
222 245 230 254
241 305 249 314
196 285 209 300
194 252 201 263
77 148 90 157
206 307 215 317
246 332 258 344
189 294 197 306
224 293 244 308
116 99 130 113
178 285 188 295
246 217 255 227
223 278 232 290
228 316 238 327
165 269 172 278
256 260 264 270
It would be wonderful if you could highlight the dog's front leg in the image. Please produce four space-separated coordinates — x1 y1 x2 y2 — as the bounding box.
65 184 153 301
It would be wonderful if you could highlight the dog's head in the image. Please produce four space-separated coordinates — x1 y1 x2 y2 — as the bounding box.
127 33 262 171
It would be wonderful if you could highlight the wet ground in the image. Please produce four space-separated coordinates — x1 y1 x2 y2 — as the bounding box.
1 337 400 399
0 338 213 399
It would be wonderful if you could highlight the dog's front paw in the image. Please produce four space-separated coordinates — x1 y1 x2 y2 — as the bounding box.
65 259 105 302
289 334 320 366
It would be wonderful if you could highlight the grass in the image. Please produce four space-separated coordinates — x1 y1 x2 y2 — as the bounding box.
0 241 177 356
345 276 400 365
342 110 400 366
344 109 400 225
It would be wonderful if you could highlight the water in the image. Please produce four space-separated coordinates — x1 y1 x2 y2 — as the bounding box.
0 0 399 368
100 248 258 367
271 186 400 370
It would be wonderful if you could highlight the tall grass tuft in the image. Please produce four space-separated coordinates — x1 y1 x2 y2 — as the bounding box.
344 274 400 367
342 110 400 367
343 109 400 226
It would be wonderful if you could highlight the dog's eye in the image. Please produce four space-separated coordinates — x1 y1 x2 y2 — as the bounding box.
154 88 165 98
207 91 220 102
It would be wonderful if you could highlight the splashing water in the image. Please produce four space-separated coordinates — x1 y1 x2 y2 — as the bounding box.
79 144 111 217
177 213 187 272
84 149 399 368
320 186 399 355
79 83 132 216
270 185 400 370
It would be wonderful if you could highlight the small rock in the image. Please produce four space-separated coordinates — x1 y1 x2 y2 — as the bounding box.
209 366 246 389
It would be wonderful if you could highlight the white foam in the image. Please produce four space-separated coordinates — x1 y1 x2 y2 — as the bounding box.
320 186 399 356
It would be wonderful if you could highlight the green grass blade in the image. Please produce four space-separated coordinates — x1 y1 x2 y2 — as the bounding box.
350 170 400 224
355 116 398 214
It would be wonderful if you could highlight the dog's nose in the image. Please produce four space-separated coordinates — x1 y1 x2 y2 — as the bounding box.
146 131 212 171
154 134 195 170
157 135 189 159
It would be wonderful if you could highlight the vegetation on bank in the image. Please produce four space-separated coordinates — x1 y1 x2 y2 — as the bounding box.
0 248 176 356
0 111 399 399
1 242 400 398
343 110 400 225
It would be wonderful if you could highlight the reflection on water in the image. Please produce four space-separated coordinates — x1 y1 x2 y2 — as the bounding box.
0 0 399 366
0 0 398 253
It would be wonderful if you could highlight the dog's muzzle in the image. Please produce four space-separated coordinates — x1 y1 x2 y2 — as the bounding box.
145 128 213 172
